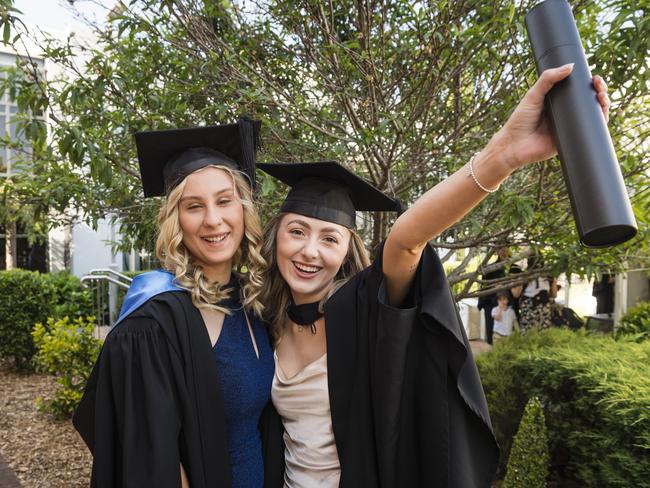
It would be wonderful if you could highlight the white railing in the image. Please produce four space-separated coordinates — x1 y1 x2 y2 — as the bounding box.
80 268 133 331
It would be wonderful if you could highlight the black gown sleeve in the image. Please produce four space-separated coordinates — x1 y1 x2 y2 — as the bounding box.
372 278 418 481
370 241 419 391
370 243 498 487
73 318 183 488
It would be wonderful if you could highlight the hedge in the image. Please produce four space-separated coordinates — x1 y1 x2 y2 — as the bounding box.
477 328 650 487
0 270 93 369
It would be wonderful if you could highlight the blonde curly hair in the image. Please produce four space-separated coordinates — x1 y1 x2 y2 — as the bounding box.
155 165 266 317
258 213 370 342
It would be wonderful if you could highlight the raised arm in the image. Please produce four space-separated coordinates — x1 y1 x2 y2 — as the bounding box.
383 66 610 305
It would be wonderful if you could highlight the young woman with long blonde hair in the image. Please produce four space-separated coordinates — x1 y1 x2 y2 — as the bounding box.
74 120 282 488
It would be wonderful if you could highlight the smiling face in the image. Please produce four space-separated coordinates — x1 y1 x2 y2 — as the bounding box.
275 213 352 304
177 166 245 283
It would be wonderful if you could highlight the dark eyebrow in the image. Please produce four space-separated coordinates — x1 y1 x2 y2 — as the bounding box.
287 219 344 237
320 227 344 237
180 188 234 203
287 219 311 229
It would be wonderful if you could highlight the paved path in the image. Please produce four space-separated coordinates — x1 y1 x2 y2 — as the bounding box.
0 451 22 488
469 339 492 356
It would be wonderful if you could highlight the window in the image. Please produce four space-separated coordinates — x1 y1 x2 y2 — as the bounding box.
0 224 47 272
0 52 47 271
0 52 43 177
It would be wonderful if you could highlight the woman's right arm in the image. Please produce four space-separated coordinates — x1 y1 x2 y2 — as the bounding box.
84 320 183 488
108 324 182 487
382 68 610 307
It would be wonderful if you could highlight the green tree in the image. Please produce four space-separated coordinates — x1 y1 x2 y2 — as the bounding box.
0 0 647 294
502 396 550 488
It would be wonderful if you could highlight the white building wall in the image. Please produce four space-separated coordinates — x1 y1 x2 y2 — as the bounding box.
48 224 69 272
70 218 124 278
614 270 650 323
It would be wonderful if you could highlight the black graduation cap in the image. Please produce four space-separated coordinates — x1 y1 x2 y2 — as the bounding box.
257 161 400 228
135 117 261 197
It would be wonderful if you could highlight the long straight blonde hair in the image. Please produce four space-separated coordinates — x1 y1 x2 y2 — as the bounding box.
259 213 370 341
155 165 266 317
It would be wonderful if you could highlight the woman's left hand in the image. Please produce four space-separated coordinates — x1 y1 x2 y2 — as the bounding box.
494 64 610 171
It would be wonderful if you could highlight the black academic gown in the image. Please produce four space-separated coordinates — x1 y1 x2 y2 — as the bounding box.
73 291 285 488
315 243 498 487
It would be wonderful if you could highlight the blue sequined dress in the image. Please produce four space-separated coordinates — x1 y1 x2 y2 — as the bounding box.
213 305 274 488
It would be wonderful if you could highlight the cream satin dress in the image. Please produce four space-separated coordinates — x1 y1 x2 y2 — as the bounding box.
272 352 340 487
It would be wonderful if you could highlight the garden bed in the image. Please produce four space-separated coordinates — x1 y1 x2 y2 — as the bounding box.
0 368 91 488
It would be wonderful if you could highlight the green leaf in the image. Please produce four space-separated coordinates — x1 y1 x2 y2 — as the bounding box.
261 175 277 197
2 19 10 45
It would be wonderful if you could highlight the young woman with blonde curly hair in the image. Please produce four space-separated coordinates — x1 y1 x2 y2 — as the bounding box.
74 120 281 488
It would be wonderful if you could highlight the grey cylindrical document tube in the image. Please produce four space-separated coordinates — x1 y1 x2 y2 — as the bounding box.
525 0 637 247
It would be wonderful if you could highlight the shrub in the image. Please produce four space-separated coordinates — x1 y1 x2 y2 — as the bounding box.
0 269 56 369
0 270 96 370
615 301 650 342
44 271 94 320
32 316 102 419
477 328 650 487
502 397 550 488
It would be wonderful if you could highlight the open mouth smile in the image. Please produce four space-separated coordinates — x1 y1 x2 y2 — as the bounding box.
292 261 322 275
202 233 229 244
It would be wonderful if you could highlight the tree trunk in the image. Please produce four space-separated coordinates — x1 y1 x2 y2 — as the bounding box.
5 221 17 270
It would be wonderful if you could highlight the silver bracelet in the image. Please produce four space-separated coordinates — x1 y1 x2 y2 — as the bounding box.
467 153 500 193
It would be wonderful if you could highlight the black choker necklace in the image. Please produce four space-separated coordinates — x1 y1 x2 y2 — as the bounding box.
287 300 323 334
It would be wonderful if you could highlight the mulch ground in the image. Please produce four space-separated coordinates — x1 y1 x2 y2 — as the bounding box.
0 368 91 488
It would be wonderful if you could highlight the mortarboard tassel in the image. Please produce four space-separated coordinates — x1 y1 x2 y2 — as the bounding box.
237 116 262 191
